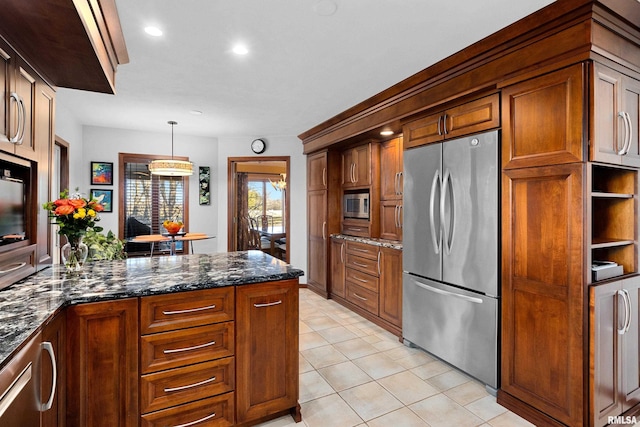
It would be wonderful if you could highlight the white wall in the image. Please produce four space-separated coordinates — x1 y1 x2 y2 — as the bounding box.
56 110 308 281
216 136 307 282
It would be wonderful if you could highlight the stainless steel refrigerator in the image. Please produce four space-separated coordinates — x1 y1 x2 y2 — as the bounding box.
402 130 499 391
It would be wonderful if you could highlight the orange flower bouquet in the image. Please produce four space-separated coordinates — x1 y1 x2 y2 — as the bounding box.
43 189 105 271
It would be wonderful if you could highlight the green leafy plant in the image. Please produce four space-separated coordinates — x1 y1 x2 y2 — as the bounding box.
83 229 126 261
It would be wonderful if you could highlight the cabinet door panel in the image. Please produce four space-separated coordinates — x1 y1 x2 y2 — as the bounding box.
307 151 327 191
622 277 640 410
0 39 11 146
42 312 66 427
501 163 584 426
380 137 402 200
621 75 640 168
330 239 346 298
308 190 327 294
236 280 299 424
502 64 585 169
13 60 36 160
380 201 402 241
403 111 443 149
445 93 500 140
379 247 402 328
66 298 139 427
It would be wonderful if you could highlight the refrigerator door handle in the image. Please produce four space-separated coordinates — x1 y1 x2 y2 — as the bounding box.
412 277 483 304
429 169 442 254
441 169 456 254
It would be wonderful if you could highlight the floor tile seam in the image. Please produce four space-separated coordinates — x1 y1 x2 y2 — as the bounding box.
336 387 405 424
300 391 367 426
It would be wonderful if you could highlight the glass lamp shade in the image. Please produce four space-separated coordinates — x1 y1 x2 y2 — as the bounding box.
148 159 194 176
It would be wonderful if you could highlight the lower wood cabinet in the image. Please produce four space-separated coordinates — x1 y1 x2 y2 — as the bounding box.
41 311 65 427
330 239 402 336
66 298 139 427
590 277 640 427
235 279 300 425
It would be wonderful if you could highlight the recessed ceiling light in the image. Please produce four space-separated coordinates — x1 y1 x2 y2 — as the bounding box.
313 0 338 16
380 130 394 136
190 110 203 116
144 26 163 37
232 44 249 55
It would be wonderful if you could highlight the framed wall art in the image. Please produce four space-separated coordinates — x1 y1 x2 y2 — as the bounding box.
91 189 113 212
199 166 210 205
91 161 113 185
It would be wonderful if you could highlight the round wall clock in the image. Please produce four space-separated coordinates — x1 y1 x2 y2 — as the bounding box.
251 138 266 154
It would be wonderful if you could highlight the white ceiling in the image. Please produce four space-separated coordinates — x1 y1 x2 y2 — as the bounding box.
56 0 555 140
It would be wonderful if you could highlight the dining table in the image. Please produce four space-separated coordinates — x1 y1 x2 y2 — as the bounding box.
256 225 286 257
131 232 214 256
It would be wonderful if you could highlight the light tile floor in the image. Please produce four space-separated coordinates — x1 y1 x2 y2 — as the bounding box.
255 288 537 427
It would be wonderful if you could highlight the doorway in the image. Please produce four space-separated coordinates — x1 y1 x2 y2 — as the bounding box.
227 157 290 262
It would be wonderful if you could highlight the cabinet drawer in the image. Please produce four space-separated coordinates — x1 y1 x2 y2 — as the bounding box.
0 244 36 291
141 392 235 427
346 282 379 315
141 357 235 413
141 322 234 374
341 221 371 238
141 287 234 334
346 241 378 260
345 267 379 293
346 254 379 277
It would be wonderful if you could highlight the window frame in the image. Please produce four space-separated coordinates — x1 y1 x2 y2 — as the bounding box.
118 152 190 256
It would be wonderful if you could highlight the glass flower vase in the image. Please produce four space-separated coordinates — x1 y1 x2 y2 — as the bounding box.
61 236 89 273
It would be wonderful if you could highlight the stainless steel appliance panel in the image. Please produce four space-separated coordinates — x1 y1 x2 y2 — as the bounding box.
402 142 442 281
441 131 498 296
403 273 498 388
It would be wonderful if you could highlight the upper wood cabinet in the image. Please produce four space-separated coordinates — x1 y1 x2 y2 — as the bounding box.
307 151 327 191
592 63 640 168
380 137 403 201
0 38 39 162
590 276 640 427
0 0 128 94
403 93 500 150
501 64 585 169
342 143 372 188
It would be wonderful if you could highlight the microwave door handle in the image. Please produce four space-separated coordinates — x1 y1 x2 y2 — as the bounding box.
429 169 441 254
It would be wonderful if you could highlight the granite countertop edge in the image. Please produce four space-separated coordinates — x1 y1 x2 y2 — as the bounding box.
331 234 403 250
0 251 304 370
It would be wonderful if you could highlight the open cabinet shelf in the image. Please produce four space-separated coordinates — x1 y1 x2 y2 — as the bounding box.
590 165 639 282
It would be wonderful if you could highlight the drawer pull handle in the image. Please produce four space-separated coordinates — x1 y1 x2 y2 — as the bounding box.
172 412 217 427
354 276 369 284
352 247 370 253
353 293 368 301
163 340 217 354
162 304 216 315
164 376 217 393
349 228 363 232
0 262 26 275
352 261 368 267
254 300 282 308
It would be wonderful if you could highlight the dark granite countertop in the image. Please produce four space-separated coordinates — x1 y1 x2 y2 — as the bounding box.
331 234 403 250
0 251 304 369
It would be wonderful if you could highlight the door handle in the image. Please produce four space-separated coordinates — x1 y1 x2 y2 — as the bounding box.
429 169 442 254
441 169 455 254
40 342 57 412
618 289 631 334
8 92 24 144
412 278 483 304
618 111 632 156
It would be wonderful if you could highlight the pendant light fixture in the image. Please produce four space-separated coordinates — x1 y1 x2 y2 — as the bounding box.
148 120 193 176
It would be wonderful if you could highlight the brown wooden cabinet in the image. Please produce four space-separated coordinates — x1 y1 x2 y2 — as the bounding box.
140 287 235 426
592 63 640 168
66 298 139 427
379 247 402 330
379 137 403 241
330 238 346 298
403 93 500 150
501 64 585 170
342 143 372 188
307 151 329 297
590 276 640 427
41 311 66 427
235 279 300 425
501 163 585 427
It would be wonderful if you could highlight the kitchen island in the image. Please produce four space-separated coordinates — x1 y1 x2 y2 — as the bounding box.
0 251 304 427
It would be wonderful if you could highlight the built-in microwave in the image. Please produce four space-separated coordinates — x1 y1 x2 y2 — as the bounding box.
343 192 369 220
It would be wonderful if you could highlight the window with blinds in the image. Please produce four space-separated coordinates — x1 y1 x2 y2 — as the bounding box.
119 153 190 256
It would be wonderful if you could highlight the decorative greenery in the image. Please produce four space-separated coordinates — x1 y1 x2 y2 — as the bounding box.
43 189 104 242
83 229 126 261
